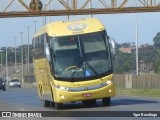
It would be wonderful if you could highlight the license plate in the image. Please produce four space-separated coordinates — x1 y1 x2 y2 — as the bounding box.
82 93 92 97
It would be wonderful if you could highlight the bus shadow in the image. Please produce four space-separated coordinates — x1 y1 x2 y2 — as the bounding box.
112 98 159 106
60 102 95 110
57 98 159 110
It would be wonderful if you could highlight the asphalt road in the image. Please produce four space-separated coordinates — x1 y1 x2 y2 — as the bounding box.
0 86 159 120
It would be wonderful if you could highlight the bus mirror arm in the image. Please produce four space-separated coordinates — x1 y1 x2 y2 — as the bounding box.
108 36 116 56
45 43 51 63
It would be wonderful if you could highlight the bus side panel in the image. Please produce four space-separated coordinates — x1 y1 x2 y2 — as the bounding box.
34 58 53 100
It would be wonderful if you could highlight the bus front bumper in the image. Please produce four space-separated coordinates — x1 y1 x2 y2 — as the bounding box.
54 83 115 103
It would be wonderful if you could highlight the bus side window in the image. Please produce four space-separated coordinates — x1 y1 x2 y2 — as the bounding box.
32 39 35 57
35 37 38 48
39 35 45 57
44 34 48 44
32 38 36 48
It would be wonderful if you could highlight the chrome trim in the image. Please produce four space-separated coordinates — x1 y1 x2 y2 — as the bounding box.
108 36 116 55
54 81 111 92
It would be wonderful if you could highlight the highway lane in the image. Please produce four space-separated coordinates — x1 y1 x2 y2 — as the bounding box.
0 87 159 120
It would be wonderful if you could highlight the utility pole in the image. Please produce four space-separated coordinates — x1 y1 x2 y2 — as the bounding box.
43 3 47 25
33 20 38 33
14 36 17 72
135 12 139 75
20 32 24 83
26 26 31 76
67 0 70 20
0 49 3 78
25 41 27 76
89 0 92 18
49 0 51 23
5 47 9 83
0 49 2 68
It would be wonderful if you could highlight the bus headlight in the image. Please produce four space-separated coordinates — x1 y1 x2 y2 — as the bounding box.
55 85 69 91
59 86 69 91
102 80 112 86
106 80 112 85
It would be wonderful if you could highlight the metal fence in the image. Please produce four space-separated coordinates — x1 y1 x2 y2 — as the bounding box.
18 73 160 89
3 64 160 89
114 74 160 89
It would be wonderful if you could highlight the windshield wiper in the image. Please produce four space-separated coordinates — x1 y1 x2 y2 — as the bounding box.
70 69 77 78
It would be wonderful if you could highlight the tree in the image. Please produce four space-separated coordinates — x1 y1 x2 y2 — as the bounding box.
121 42 131 48
153 60 160 73
153 32 160 73
153 32 160 50
113 50 136 74
138 48 155 65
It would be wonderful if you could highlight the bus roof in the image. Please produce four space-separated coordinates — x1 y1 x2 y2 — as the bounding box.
34 18 105 37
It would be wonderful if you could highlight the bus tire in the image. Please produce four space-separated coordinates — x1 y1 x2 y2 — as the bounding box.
39 85 43 99
55 103 63 109
3 87 6 91
51 101 55 107
42 99 50 107
102 97 111 106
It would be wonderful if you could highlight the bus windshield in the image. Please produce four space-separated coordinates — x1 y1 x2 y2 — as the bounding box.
50 31 112 81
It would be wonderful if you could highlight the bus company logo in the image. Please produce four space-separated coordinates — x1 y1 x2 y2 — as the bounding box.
68 23 87 31
1 112 42 118
2 112 12 118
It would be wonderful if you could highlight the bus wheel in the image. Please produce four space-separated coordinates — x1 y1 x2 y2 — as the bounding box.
82 99 96 107
102 97 111 106
39 85 43 99
55 103 63 109
3 87 6 91
42 99 50 107
51 101 55 107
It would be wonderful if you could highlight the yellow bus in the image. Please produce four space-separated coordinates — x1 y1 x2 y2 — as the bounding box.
32 18 116 109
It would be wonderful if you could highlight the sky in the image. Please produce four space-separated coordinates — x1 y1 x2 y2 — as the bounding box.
0 12 160 48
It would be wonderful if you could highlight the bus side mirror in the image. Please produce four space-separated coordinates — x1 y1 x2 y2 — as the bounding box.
108 36 116 56
45 43 51 63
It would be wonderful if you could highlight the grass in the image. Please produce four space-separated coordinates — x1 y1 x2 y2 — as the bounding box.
116 88 160 99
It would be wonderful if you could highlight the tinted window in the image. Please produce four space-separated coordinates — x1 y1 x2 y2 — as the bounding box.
11 79 19 82
0 78 3 82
